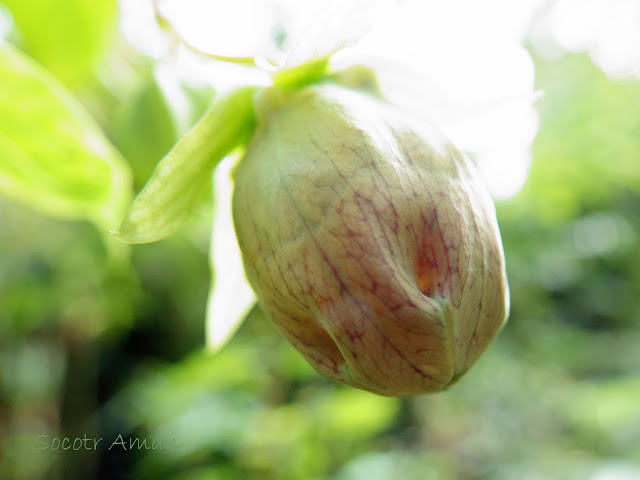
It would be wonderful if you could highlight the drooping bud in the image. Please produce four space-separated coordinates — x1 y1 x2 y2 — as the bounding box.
232 81 509 396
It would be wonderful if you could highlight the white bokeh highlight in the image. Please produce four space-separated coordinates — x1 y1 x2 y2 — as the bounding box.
119 0 547 198
549 0 640 80
340 0 543 199
206 155 256 351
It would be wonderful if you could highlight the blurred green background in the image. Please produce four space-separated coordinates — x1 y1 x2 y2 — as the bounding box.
1 1 639 479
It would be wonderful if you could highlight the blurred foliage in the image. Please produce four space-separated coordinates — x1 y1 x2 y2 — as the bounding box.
113 72 179 191
1 1 640 480
0 43 131 232
112 70 215 191
518 53 640 224
1 0 117 87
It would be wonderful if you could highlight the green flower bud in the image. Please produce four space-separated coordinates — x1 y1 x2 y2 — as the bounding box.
233 81 509 396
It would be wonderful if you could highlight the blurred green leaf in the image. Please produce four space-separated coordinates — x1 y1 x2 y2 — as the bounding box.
523 53 640 224
1 0 117 86
113 72 179 190
112 86 258 244
0 43 131 230
567 376 640 431
315 389 399 439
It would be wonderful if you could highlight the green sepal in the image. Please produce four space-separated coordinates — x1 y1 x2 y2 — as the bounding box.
272 56 330 90
112 86 259 244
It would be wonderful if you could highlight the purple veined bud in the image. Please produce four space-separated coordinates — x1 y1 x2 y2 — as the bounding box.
232 81 509 396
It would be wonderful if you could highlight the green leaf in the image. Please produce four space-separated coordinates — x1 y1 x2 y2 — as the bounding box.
2 0 117 86
206 155 256 351
0 43 131 230
113 72 180 190
111 86 258 244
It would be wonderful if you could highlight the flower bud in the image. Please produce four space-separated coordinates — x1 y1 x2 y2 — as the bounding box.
233 82 509 396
